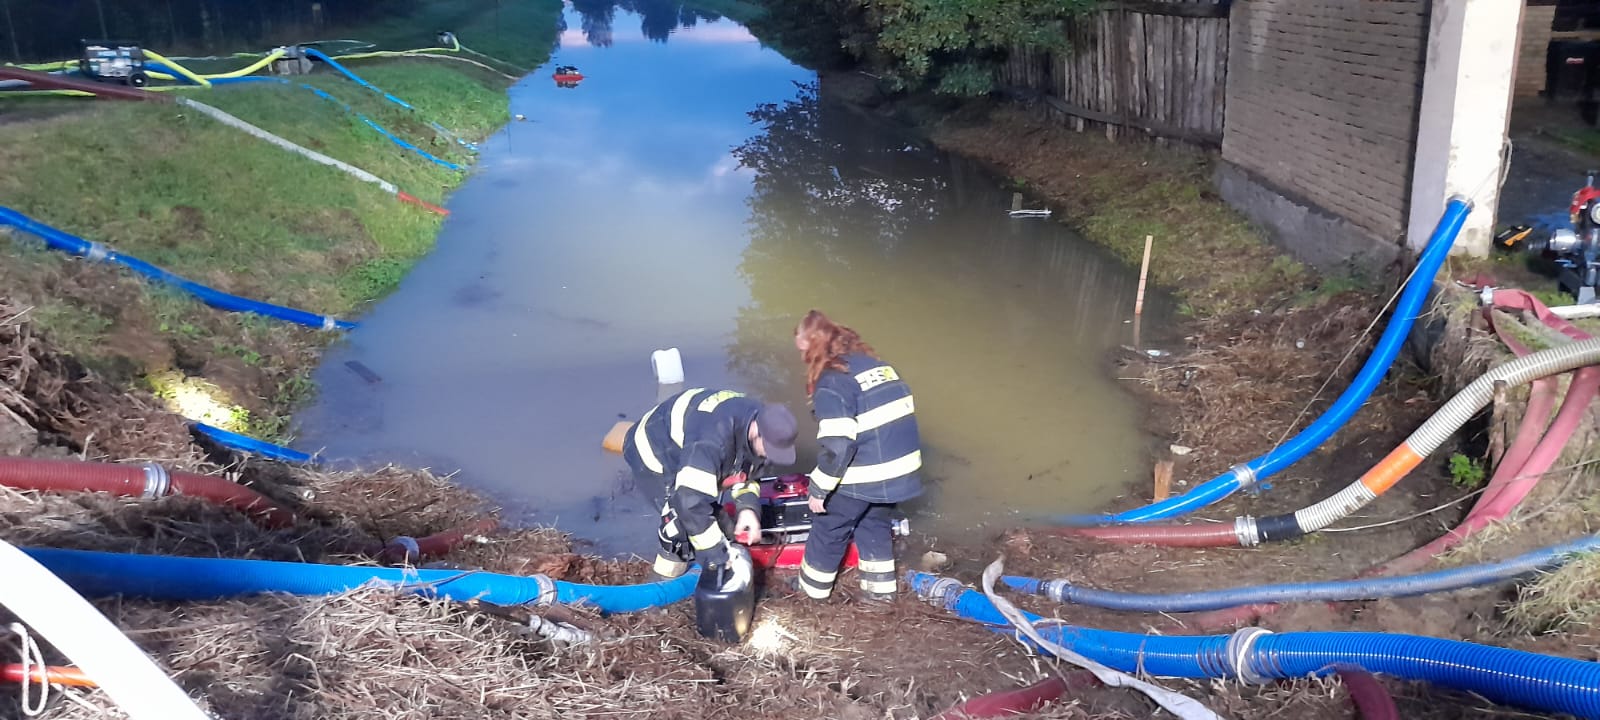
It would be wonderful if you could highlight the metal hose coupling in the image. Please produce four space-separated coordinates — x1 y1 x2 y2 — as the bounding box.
919 576 966 608
530 574 559 607
1225 627 1273 684
139 463 172 499
1041 579 1070 603
1233 516 1261 547
83 242 109 263
1230 463 1259 490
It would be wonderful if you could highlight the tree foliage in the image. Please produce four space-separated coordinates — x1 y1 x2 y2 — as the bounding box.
749 0 1096 95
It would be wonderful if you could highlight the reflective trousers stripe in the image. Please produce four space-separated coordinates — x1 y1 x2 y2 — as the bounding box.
857 558 895 574
842 450 921 485
859 575 898 594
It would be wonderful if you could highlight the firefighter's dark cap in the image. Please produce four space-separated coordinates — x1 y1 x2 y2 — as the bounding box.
755 404 798 466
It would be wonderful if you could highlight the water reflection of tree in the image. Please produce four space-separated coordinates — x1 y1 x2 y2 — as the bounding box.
726 81 950 403
571 0 727 46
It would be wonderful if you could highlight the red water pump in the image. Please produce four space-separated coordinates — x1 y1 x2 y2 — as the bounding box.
723 473 909 570
1501 170 1600 304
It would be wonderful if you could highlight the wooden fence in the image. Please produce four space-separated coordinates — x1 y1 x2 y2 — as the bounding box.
1000 0 1230 145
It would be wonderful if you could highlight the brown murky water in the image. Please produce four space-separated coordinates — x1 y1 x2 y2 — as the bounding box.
293 7 1175 557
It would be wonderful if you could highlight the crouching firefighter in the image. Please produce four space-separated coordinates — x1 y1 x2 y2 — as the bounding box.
793 310 923 602
622 388 800 584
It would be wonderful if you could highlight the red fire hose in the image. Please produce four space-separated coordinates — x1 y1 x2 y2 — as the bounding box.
1181 288 1595 631
0 456 295 528
930 672 1099 720
368 516 499 563
0 66 169 102
1337 669 1399 720
1 664 96 687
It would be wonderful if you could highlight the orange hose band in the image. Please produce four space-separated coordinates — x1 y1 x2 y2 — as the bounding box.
1 664 97 687
1358 444 1424 495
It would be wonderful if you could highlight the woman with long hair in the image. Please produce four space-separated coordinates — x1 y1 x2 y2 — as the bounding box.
792 310 923 602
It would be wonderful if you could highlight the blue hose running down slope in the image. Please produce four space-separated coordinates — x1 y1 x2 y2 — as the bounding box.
1060 197 1474 526
144 71 465 170
1001 533 1600 613
193 422 317 465
0 207 355 331
909 571 1600 719
303 48 478 153
25 547 698 615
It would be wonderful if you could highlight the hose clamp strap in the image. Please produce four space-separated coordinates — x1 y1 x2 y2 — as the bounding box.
1233 516 1260 547
1230 463 1258 489
531 574 558 607
84 242 109 263
321 315 339 331
141 462 171 499
1226 626 1273 684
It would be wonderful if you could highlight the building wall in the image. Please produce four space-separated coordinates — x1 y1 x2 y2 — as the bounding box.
1517 4 1557 98
1219 0 1430 261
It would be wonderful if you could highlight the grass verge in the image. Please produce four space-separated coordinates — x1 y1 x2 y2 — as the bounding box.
924 104 1327 318
0 51 531 438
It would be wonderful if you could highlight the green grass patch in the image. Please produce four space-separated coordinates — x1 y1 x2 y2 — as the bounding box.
0 60 506 317
350 0 564 69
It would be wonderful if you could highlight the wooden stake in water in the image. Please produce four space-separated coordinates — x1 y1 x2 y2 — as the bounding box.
1011 192 1023 212
1152 460 1174 503
1134 234 1153 316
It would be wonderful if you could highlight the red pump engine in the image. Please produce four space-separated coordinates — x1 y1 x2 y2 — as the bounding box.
721 474 910 570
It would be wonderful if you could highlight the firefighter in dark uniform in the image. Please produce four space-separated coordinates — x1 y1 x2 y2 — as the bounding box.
622 388 800 581
793 310 922 601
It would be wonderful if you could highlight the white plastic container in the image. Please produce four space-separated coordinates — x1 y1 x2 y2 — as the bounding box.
651 348 684 385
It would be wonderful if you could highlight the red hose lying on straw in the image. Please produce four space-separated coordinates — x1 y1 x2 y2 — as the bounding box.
930 672 1099 720
1337 669 1399 720
0 456 295 528
369 517 499 563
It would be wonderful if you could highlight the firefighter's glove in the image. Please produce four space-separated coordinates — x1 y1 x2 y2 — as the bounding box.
734 508 761 545
722 542 753 593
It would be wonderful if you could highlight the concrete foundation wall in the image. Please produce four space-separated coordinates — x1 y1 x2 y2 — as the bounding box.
1215 161 1401 276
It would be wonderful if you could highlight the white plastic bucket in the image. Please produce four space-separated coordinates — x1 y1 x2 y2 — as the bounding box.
651 348 684 385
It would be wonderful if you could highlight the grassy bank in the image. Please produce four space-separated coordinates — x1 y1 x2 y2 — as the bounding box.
926 104 1336 318
0 54 521 437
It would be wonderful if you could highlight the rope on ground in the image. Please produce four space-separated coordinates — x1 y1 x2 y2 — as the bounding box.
978 558 1226 720
9 623 48 717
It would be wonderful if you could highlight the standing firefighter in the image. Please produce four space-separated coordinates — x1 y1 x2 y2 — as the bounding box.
793 310 923 601
622 388 800 584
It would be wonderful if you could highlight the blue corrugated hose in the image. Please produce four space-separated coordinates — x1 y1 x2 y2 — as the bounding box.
0 207 355 331
26 547 699 615
909 570 1600 718
192 422 317 465
1059 197 1473 525
303 48 478 153
1001 532 1600 612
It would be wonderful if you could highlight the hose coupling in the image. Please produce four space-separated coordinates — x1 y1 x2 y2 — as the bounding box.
1233 516 1261 547
1230 463 1259 490
919 576 966 609
84 243 109 263
1041 578 1070 603
1225 626 1273 684
140 463 171 499
531 574 558 607
321 316 339 331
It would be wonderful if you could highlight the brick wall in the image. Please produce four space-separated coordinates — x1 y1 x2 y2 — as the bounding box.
1518 4 1556 98
1221 0 1429 243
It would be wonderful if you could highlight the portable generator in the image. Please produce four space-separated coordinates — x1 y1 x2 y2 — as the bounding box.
725 473 909 569
79 40 148 87
1501 170 1600 304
